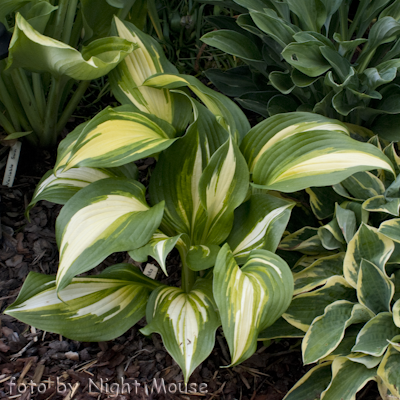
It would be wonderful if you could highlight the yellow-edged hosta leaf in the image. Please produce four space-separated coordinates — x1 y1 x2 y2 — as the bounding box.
144 73 250 142
318 218 345 250
56 178 164 291
284 276 357 332
214 245 293 366
344 224 394 288
251 129 394 193
394 299 400 328
55 106 177 172
377 344 400 398
241 112 349 173
352 312 400 357
363 195 400 216
259 317 305 340
140 279 220 383
279 226 326 254
302 301 374 364
320 357 377 400
5 264 160 341
379 218 400 243
7 13 134 80
226 193 294 265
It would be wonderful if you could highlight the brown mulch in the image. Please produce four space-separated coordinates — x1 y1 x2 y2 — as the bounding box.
0 143 381 400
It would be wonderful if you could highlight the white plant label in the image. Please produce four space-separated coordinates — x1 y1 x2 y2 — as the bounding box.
2 141 22 187
143 263 158 280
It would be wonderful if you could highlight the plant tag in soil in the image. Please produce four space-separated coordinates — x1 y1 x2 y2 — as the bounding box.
143 263 158 279
2 141 21 187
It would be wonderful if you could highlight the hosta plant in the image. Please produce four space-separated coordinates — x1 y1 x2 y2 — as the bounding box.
201 0 400 141
260 150 400 399
5 18 397 383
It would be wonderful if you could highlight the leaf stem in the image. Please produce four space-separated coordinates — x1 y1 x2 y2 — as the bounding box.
32 73 46 121
62 0 79 45
339 2 349 41
52 0 69 41
180 249 196 293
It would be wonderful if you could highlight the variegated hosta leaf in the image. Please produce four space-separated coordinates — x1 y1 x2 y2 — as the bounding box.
7 14 134 80
27 167 115 213
149 106 230 240
284 276 357 332
250 129 394 193
5 264 160 341
198 137 249 245
326 324 366 360
378 344 400 398
352 312 400 357
394 299 400 328
56 178 164 291
302 301 374 364
320 357 377 400
306 186 345 220
144 73 250 143
186 245 220 271
109 17 192 132
357 260 394 314
380 219 400 244
241 112 349 173
318 218 345 251
259 317 305 340
283 362 333 400
128 231 183 276
336 203 357 243
293 253 345 295
346 354 382 369
140 279 220 383
363 195 400 216
279 227 326 254
213 245 293 366
344 223 394 288
54 106 176 172
226 193 294 264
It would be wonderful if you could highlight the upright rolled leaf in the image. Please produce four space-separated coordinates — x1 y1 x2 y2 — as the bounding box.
214 245 293 365
7 14 134 80
5 264 160 341
56 178 164 291
377 344 400 398
140 280 220 383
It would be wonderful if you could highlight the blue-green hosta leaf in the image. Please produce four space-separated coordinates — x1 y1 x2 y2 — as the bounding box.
326 324 366 360
378 344 400 398
108 17 191 132
56 178 164 291
198 137 249 245
144 73 250 143
214 245 293 365
283 362 332 400
306 186 345 220
55 106 176 172
357 260 394 314
344 224 394 288
5 264 159 341
251 130 394 193
241 112 349 174
128 231 183 276
286 0 327 31
394 299 400 328
320 357 377 400
279 227 326 254
363 196 400 216
379 218 400 244
186 245 220 271
336 203 357 243
226 193 294 264
318 218 345 251
7 14 134 80
140 280 220 383
284 276 357 332
259 317 305 340
27 167 116 214
346 354 382 369
293 253 345 295
302 301 374 364
338 171 385 201
352 312 400 357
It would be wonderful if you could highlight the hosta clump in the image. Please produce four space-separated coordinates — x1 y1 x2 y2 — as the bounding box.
201 0 400 141
260 156 400 399
5 18 396 383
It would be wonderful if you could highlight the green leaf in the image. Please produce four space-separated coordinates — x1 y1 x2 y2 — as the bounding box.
140 280 220 383
318 218 345 250
186 245 220 271
378 344 400 398
286 0 326 31
364 196 400 216
227 193 294 264
7 14 134 80
344 224 394 288
128 231 183 276
379 218 400 243
302 301 374 364
306 186 346 220
214 245 293 365
320 357 377 400
259 317 305 340
338 171 385 201
284 276 357 332
352 312 400 357
394 299 400 328
5 264 159 341
201 30 263 62
54 106 176 172
55 178 164 291
279 226 325 254
336 203 357 243
293 253 345 295
283 362 332 400
357 260 394 314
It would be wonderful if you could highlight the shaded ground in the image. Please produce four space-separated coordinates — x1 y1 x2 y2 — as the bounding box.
0 142 381 399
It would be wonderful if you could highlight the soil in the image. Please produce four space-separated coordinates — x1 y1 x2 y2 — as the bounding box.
0 139 382 400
